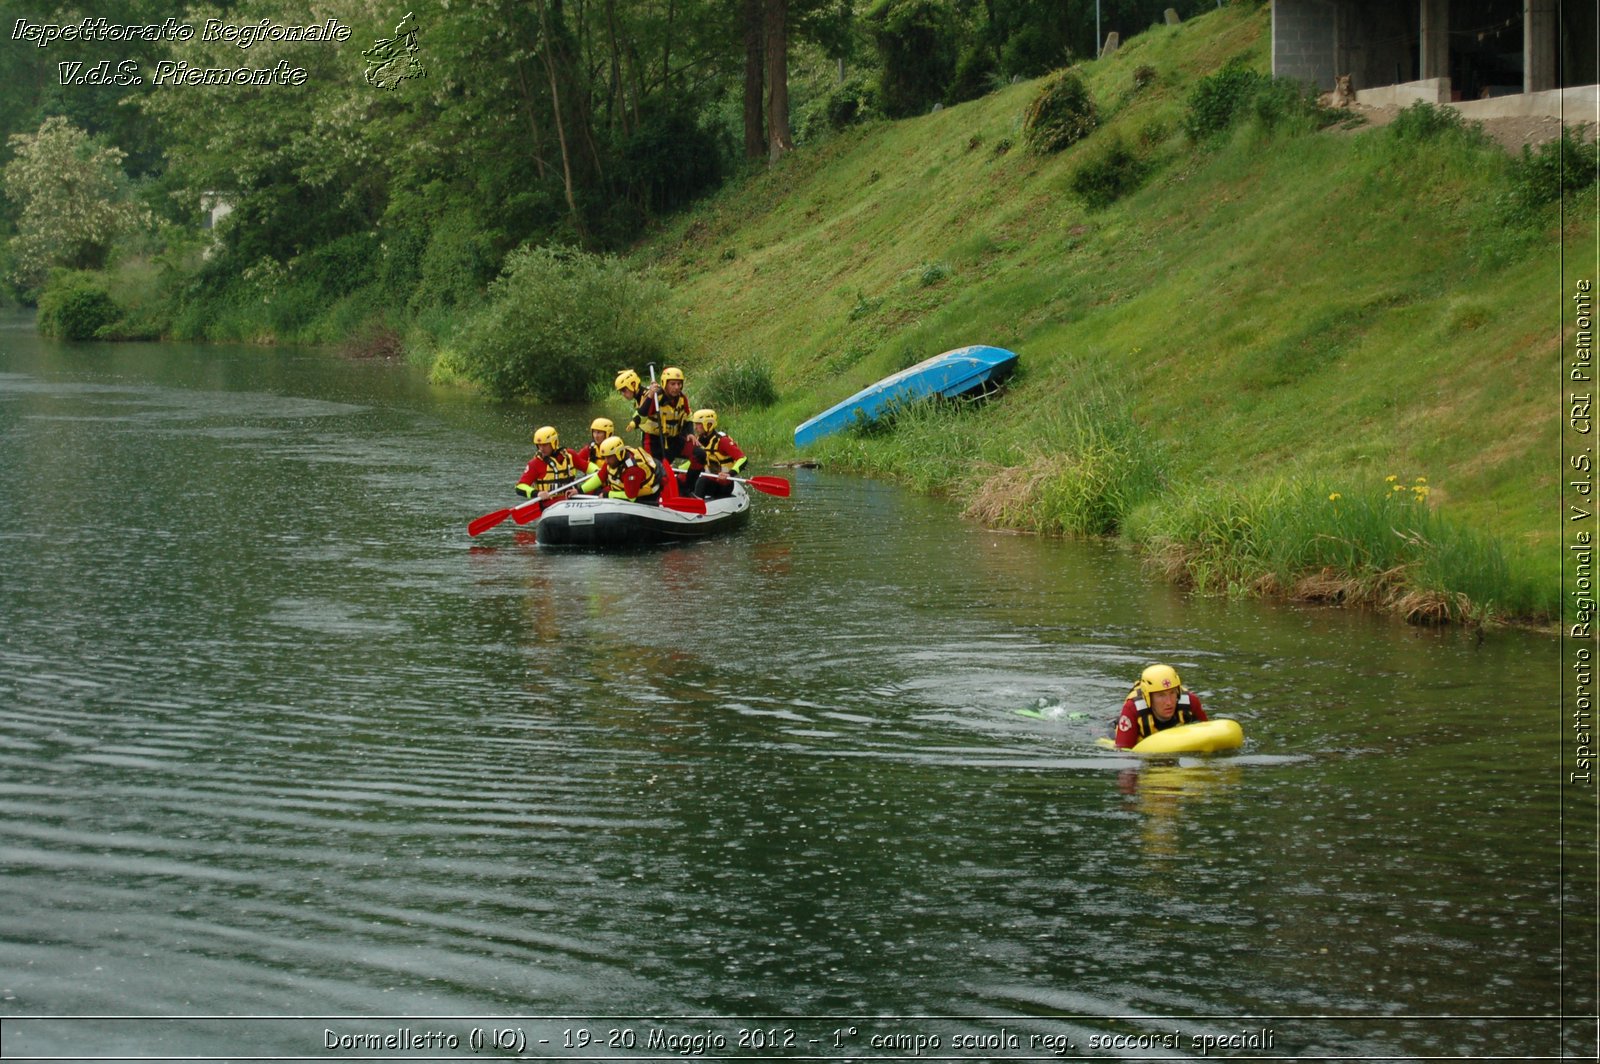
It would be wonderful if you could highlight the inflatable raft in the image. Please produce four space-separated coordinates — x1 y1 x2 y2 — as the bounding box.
535 483 750 547
1096 718 1244 756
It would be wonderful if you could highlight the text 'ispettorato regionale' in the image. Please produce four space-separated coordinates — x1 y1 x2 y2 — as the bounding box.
12 17 353 88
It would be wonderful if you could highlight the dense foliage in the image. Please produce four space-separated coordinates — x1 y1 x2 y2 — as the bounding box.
3 117 148 296
449 247 680 401
1504 124 1600 217
1022 70 1098 153
1069 135 1148 208
35 269 121 339
0 0 1222 320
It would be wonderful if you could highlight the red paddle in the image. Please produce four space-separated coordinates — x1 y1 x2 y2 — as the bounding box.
467 498 541 537
727 475 791 497
657 444 703 514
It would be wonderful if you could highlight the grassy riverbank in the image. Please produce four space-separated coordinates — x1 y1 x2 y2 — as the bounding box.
631 3 1580 626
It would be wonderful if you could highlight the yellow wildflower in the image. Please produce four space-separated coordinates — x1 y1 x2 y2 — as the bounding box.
1385 474 1399 483
1414 476 1427 485
1328 492 1342 502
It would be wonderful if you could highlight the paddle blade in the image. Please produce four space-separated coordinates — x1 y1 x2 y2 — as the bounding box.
745 475 791 497
511 500 543 525
467 507 514 537
663 496 706 515
659 457 683 501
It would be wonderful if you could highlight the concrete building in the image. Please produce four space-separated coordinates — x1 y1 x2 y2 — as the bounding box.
1272 0 1597 119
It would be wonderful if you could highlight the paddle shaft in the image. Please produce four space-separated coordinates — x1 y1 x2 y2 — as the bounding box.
468 471 595 537
513 474 592 524
648 363 669 459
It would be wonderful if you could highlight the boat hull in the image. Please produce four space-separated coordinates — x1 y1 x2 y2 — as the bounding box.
793 344 1018 447
535 485 750 547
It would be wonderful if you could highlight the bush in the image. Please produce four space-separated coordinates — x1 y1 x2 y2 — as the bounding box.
946 43 998 105
409 209 500 315
1022 70 1098 154
36 270 121 339
963 393 1167 537
453 246 680 401
1387 101 1478 143
814 76 881 134
1183 61 1338 143
698 357 779 411
1499 124 1599 223
1249 75 1324 132
616 103 727 214
1070 136 1149 209
1182 60 1270 140
296 231 379 299
1000 25 1068 81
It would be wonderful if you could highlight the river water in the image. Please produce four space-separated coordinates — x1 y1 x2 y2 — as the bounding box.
0 322 1593 1062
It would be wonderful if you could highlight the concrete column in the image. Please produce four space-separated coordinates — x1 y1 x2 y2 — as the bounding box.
1419 0 1449 81
1525 0 1557 92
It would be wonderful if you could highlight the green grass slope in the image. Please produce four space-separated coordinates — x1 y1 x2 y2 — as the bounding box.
642 4 1583 624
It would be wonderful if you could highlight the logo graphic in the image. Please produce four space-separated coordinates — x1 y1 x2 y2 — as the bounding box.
363 12 424 89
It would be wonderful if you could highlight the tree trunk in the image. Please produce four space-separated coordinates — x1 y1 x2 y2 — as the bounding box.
661 0 675 90
603 0 628 136
535 0 586 242
764 0 793 162
511 58 549 180
742 0 765 161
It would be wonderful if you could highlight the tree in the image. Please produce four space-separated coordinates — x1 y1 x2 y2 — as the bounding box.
745 0 843 163
765 0 795 160
865 0 961 118
743 0 767 160
3 117 147 295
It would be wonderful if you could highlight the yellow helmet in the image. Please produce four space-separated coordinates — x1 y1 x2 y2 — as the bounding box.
590 416 615 435
532 425 560 447
1138 664 1183 697
661 366 685 383
692 408 717 433
614 369 641 393
598 435 627 460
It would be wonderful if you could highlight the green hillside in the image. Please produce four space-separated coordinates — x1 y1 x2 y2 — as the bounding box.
638 3 1584 626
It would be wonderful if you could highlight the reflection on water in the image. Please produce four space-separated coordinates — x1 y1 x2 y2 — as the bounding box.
0 330 1590 1060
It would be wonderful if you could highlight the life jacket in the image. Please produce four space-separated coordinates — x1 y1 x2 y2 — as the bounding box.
697 430 746 474
1129 690 1202 739
603 446 661 500
637 390 691 438
520 449 578 493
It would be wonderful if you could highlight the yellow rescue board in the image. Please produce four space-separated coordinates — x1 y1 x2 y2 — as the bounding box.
1095 718 1244 755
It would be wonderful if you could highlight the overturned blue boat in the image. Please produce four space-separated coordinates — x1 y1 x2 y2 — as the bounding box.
793 344 1019 447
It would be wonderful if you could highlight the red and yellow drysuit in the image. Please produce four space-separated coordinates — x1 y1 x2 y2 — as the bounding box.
1112 689 1207 749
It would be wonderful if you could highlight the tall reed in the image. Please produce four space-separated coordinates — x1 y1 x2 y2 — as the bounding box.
1125 473 1551 624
